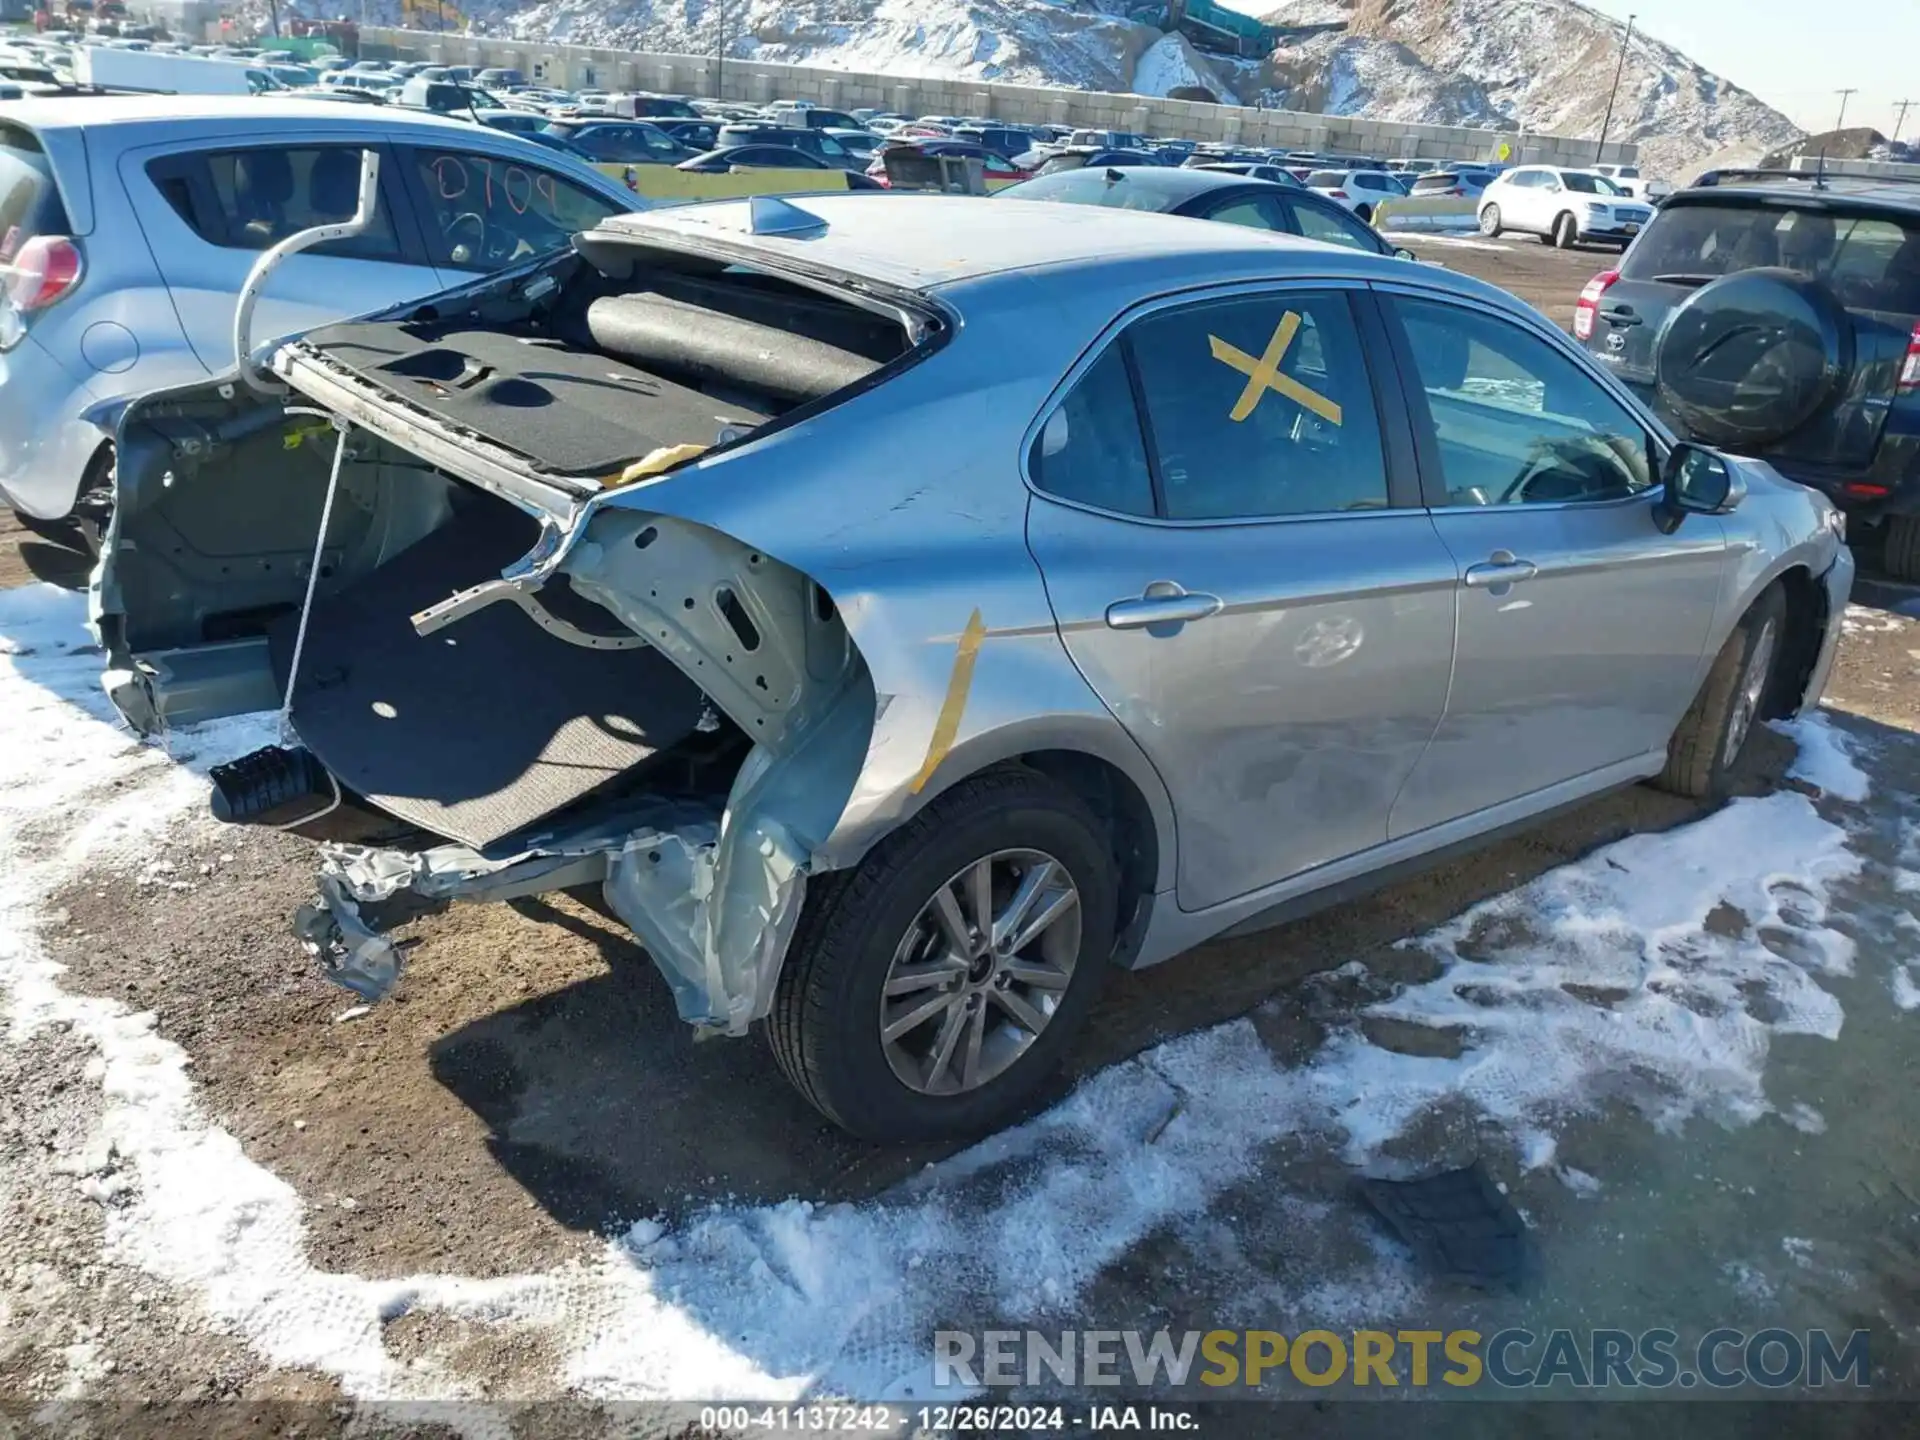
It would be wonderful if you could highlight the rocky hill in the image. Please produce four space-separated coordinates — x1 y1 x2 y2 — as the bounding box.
339 0 1801 176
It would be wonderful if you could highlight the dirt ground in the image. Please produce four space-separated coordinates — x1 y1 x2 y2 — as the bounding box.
3 239 1920 1432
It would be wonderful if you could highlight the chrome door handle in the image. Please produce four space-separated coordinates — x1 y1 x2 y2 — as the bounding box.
1463 558 1539 588
1105 583 1224 630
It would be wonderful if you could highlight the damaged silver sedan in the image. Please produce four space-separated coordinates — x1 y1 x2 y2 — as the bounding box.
94 182 1853 1141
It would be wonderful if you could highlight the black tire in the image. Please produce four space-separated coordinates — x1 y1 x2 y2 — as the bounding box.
1886 515 1920 582
766 769 1117 1142
9 507 81 544
1354 203 1373 225
1655 585 1787 800
1478 204 1502 237
1552 212 1577 248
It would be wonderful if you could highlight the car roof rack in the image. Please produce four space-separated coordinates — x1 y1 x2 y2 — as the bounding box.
1693 165 1920 191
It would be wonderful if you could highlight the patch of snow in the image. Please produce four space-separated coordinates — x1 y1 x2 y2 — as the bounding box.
1781 1236 1815 1269
1130 33 1218 99
1387 232 1509 249
1556 1166 1601 1196
1779 1102 1826 1135
1893 965 1920 1012
1772 711 1870 803
1721 1259 1775 1303
1842 603 1908 635
1517 1131 1556 1170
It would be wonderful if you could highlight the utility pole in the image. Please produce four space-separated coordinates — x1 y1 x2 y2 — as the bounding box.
1595 12 1635 161
714 0 727 100
1894 98 1917 143
1833 87 1858 131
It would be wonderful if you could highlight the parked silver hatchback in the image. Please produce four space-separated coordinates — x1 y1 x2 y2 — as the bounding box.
96 195 1852 1142
0 96 644 531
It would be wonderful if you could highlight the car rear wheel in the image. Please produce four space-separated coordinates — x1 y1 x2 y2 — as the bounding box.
1654 584 1786 801
1478 204 1502 236
1885 516 1920 582
1354 202 1374 224
1551 212 1577 248
766 769 1116 1142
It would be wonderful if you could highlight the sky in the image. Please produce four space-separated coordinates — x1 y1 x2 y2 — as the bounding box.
1220 1 1918 141
1578 0 1916 138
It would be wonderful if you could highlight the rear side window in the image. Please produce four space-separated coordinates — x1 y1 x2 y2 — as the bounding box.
0 125 70 253
146 146 401 259
1305 171 1346 188
1625 202 1920 313
1412 173 1457 193
1031 346 1156 517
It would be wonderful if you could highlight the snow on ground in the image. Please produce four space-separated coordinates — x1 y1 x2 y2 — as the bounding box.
1772 711 1871 803
0 584 1889 1402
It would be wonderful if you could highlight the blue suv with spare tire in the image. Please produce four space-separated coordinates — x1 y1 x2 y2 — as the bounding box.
1574 168 1920 576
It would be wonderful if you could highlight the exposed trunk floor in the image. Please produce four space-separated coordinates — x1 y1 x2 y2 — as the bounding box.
268 502 707 848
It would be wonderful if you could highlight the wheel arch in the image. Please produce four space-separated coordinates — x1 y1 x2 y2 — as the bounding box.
1760 563 1830 721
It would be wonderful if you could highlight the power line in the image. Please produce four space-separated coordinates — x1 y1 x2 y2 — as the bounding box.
1833 87 1859 132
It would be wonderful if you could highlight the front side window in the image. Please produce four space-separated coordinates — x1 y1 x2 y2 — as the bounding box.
1392 295 1655 507
1288 199 1386 254
406 147 626 271
1129 291 1389 520
1205 196 1283 230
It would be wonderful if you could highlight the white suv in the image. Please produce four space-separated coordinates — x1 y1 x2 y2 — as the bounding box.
1594 162 1673 202
1477 166 1655 249
1304 168 1405 224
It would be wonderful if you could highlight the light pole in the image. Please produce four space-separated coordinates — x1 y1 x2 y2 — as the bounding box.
714 0 727 101
1595 12 1635 161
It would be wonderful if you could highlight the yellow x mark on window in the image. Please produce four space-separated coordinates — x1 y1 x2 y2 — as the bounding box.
1207 311 1344 426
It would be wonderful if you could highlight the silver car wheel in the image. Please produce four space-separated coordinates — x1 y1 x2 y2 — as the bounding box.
878 848 1081 1097
1723 617 1777 767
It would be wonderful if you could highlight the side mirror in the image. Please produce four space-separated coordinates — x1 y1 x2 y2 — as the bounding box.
1654 442 1743 532
1393 246 1417 260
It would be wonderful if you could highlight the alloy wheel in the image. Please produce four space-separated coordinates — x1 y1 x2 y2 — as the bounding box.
1723 617 1778 767
878 848 1081 1096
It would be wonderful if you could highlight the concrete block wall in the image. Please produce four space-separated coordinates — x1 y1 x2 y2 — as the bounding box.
367 27 1637 167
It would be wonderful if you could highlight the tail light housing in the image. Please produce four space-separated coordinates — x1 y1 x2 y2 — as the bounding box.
1573 268 1620 342
3 235 83 312
1328 189 1348 198
1900 319 1920 394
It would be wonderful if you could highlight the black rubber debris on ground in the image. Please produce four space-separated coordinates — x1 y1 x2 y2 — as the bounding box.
1357 1160 1531 1292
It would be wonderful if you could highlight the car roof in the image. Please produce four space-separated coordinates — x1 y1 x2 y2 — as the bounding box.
1684 172 1920 214
596 192 1412 292
2 93 484 138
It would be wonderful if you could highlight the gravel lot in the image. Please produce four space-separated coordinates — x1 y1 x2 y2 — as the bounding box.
2 239 1918 1435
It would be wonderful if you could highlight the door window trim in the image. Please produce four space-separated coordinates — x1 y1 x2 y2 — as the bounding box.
1367 279 1676 512
1020 279 1425 528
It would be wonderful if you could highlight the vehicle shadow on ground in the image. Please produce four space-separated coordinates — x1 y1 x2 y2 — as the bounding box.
14 534 93 592
419 735 1807 1239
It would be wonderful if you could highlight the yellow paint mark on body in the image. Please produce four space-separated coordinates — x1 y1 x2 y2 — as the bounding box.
910 608 986 794
1208 312 1344 426
602 443 709 488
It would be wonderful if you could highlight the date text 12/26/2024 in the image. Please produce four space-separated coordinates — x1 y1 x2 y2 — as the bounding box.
697 1405 1199 1432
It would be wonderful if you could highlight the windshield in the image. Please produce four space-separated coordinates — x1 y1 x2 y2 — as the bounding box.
1623 201 1920 313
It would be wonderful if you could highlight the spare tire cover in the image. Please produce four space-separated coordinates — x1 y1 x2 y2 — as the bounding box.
1654 266 1853 449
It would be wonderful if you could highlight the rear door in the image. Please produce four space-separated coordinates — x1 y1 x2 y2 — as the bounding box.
127 137 434 372
1025 284 1459 911
1597 197 1917 468
1378 288 1727 834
